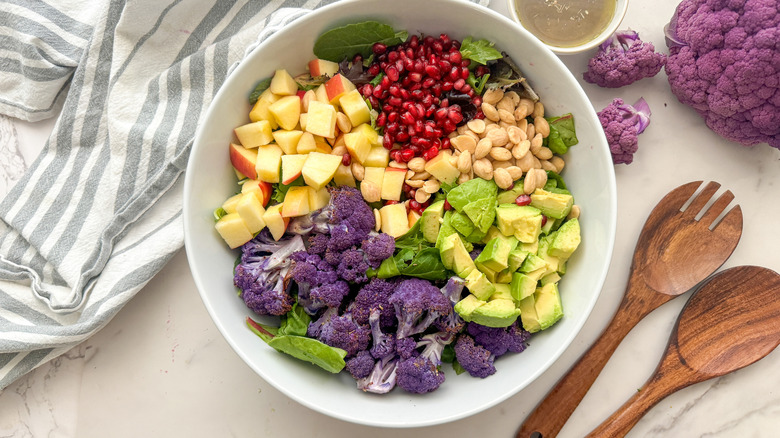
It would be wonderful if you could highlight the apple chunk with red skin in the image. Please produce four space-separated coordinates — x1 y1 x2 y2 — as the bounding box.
308 59 340 77
281 154 308 185
324 74 356 105
282 186 311 218
229 143 258 180
241 179 272 207
262 204 289 241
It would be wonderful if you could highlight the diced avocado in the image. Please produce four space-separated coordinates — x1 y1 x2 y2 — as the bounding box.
518 295 541 333
541 216 556 235
446 234 477 278
495 205 543 243
549 218 581 261
464 226 488 244
525 267 548 282
540 272 562 286
557 260 567 275
439 232 457 270
450 211 475 237
495 268 514 284
520 254 547 273
465 269 496 301
421 200 445 244
475 235 518 272
537 235 561 274
463 197 496 233
511 272 537 301
435 210 455 250
496 181 525 204
519 240 539 254
469 299 521 328
481 226 503 244
534 282 564 330
490 283 513 301
454 294 486 322
476 262 500 283
548 187 571 196
530 189 573 219
507 248 529 272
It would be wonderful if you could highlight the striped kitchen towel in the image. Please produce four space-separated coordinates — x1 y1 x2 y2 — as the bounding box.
0 0 489 389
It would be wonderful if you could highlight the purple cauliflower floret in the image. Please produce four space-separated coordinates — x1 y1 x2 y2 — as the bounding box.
337 248 370 284
390 278 452 338
396 336 418 359
434 277 466 335
307 233 329 255
346 350 375 379
454 334 496 378
309 280 350 309
289 252 343 314
395 332 453 394
347 278 397 328
368 309 396 360
317 312 371 357
323 186 376 252
307 307 338 339
583 29 667 88
664 0 779 148
361 232 396 268
234 234 305 316
357 355 398 394
598 97 652 164
467 322 530 357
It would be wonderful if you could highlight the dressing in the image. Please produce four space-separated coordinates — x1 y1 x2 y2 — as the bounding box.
514 0 617 48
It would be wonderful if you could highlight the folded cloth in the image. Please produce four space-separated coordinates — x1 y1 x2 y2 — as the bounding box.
0 0 489 389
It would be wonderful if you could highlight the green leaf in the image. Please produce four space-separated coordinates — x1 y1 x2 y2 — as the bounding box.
248 77 272 104
467 72 490 95
313 21 408 63
246 317 279 343
459 37 503 65
452 359 466 375
545 114 578 154
446 178 498 212
278 303 311 337
394 220 429 251
267 336 347 373
271 175 305 204
213 207 227 222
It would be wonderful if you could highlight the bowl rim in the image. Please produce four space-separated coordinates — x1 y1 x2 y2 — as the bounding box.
183 0 617 427
504 0 629 55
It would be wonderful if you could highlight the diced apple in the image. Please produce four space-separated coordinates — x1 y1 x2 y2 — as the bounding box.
234 120 274 148
299 113 308 131
282 186 311 218
269 69 298 96
344 131 371 164
353 123 380 145
281 154 308 184
255 144 283 183
315 84 329 103
241 179 273 207
269 95 301 131
381 166 406 201
305 101 337 138
380 203 411 237
361 166 384 203
363 146 390 167
324 74 356 105
301 152 342 190
308 59 340 77
408 209 421 228
221 193 243 214
262 204 289 241
424 150 460 184
314 139 332 154
229 143 258 180
273 130 303 155
215 213 253 249
333 164 356 187
236 192 267 233
296 132 316 154
308 187 330 211
339 89 371 126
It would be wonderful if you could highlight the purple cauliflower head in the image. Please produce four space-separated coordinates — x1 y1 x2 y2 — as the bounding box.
584 29 667 88
348 278 397 329
454 334 496 378
390 278 451 338
597 97 652 164
345 350 375 380
467 322 530 357
664 0 779 148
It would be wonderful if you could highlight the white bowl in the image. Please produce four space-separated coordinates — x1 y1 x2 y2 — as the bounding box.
506 0 629 55
184 0 616 428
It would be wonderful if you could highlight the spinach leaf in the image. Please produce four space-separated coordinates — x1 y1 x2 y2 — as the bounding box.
246 317 346 373
213 207 227 222
248 77 272 104
459 37 503 65
313 21 408 63
545 171 569 191
467 72 490 95
394 220 429 251
271 175 305 204
377 247 448 281
545 114 578 154
278 303 310 337
446 177 498 211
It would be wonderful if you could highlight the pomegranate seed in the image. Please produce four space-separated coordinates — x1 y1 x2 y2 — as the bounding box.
449 51 462 64
373 43 387 55
422 146 439 161
381 75 391 88
443 200 453 211
515 194 532 206
368 64 381 76
439 60 452 72
443 120 456 132
461 59 471 68
401 112 415 125
384 132 394 148
409 72 422 82
409 35 419 48
396 131 410 142
386 66 400 82
409 199 421 211
382 104 394 113
372 85 383 98
388 50 399 62
422 77 436 89
447 107 463 124
474 110 485 120
388 111 399 122
368 96 379 108
423 35 435 46
388 96 403 107
448 66 460 81
541 215 548 226
461 67 470 80
442 81 454 92
400 88 410 100
461 84 472 95
434 108 448 120
440 98 449 107
441 138 451 149
473 96 483 107
385 200 399 205
361 84 373 97
341 153 351 166
376 112 387 127
352 54 363 65
475 65 490 77
392 150 403 162
400 148 415 162
405 202 411 214
432 41 443 53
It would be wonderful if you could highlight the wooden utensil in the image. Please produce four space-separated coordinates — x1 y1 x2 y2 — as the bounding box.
586 266 780 437
517 181 743 438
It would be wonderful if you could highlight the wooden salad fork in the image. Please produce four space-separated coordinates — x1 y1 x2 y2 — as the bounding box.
516 181 743 438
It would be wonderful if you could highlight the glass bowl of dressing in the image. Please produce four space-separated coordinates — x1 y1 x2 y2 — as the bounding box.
507 0 629 54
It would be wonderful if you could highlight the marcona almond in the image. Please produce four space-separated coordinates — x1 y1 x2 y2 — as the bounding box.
534 116 550 138
405 178 424 188
519 98 535 117
492 159 513 169
496 96 515 113
351 162 365 181
517 118 528 133
331 145 347 156
540 160 557 171
481 102 500 121
532 168 548 189
514 105 529 121
451 134 477 153
374 208 381 232
302 90 316 112
536 146 553 160
532 101 545 118
388 160 407 169
415 190 431 203
530 133 543 153
512 140 531 159
474 137 493 159
523 170 537 194
517 150 536 172
494 168 513 190
457 124 470 135
507 126 526 144
411 170 431 180
567 205 581 220
336 112 352 133
505 91 520 106
423 179 441 194
483 88 504 105
506 166 523 180
499 120 515 130
407 157 426 172
456 150 472 173
498 108 516 124
484 122 500 133
486 128 509 147
473 158 494 180
361 181 380 203
489 146 513 161
464 130 480 144
458 172 472 184
467 119 486 134
550 156 565 173
526 122 536 140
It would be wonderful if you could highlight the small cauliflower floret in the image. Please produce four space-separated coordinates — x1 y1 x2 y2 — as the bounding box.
347 278 397 329
316 312 371 357
360 233 396 269
390 278 452 338
583 29 666 88
466 321 530 357
345 350 375 379
396 331 453 394
454 334 496 378
598 97 652 164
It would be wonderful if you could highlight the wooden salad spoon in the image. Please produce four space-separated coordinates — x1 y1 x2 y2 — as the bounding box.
586 265 780 437
517 181 743 438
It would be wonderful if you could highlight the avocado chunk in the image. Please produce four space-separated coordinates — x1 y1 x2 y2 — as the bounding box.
475 235 518 272
520 253 547 273
534 282 563 330
537 235 561 274
462 197 496 233
439 232 457 270
454 294 486 322
435 210 455 250
540 272 562 286
481 226 503 244
507 248 529 272
450 211 475 237
518 294 541 333
443 233 477 278
530 189 573 219
463 226 488 244
549 218 581 261
421 200 445 244
490 283 513 301
511 272 537 301
495 204 543 243
496 181 525 205
519 240 539 254
476 262 500 283
469 299 521 327
465 269 496 300
495 268 514 284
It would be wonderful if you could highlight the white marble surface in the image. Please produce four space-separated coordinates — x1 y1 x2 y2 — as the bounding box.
2 1 780 437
